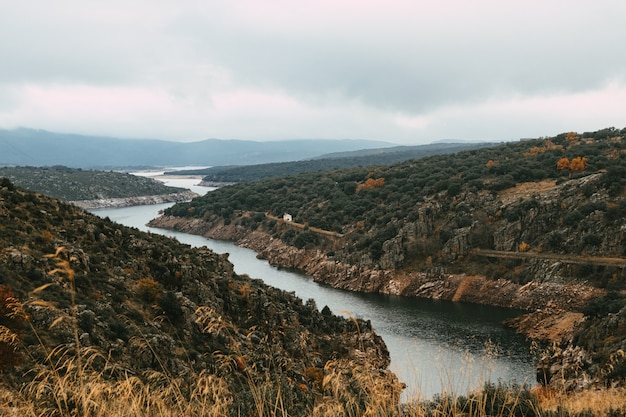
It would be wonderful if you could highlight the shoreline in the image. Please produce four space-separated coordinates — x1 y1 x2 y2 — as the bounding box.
71 190 198 210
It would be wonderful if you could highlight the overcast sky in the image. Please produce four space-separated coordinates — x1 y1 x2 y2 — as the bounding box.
1 1 624 144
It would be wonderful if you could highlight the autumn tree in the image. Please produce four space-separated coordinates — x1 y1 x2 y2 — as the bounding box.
566 131 578 144
569 156 588 173
357 177 385 191
556 157 570 171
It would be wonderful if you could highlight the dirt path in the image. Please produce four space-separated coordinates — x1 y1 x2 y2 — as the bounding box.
265 213 344 238
472 249 626 268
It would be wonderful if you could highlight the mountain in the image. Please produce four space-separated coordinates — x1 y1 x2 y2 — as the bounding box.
0 179 399 415
0 128 394 168
166 142 494 184
149 127 626 392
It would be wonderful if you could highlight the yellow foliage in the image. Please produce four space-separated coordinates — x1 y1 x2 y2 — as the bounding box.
486 159 498 168
239 283 251 299
136 278 161 302
518 241 530 252
556 157 570 171
569 156 588 173
566 131 579 143
357 177 385 191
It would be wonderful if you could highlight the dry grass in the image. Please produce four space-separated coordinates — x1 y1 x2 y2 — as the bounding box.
534 386 626 416
3 247 626 416
3 352 626 416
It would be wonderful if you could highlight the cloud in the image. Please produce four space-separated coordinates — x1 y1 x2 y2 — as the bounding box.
1 1 625 143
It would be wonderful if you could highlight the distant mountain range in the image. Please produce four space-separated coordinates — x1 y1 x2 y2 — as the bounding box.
170 142 494 183
0 128 395 168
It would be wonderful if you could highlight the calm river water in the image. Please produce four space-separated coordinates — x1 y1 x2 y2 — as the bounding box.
92 175 536 400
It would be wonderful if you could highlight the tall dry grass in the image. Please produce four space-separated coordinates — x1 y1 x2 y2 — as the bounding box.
2 247 626 416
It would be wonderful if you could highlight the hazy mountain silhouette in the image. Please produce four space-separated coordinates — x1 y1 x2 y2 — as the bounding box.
0 128 394 168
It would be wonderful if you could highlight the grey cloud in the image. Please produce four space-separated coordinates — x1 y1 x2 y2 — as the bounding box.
176 4 626 114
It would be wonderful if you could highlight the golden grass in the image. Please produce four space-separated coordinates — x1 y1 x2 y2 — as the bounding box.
3 354 626 417
3 247 626 416
534 386 626 416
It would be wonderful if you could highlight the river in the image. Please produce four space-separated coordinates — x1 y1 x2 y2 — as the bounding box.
92 175 536 400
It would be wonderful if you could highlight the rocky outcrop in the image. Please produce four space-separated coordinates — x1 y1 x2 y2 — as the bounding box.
149 215 604 312
71 190 198 209
148 213 617 393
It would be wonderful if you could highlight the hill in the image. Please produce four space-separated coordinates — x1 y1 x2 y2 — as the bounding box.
150 127 626 392
0 165 196 208
166 142 493 184
0 128 393 168
0 179 399 415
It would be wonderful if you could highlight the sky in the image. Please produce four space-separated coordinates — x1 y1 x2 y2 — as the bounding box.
1 1 625 145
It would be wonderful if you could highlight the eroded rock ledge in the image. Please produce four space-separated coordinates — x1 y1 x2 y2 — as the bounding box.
71 190 198 209
148 215 612 391
148 215 603 313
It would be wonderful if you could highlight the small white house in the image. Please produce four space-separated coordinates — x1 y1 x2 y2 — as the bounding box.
283 213 293 222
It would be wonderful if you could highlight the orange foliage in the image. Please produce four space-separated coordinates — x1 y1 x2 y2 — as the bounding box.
357 177 385 191
569 156 588 173
239 283 251 299
566 131 578 143
485 159 498 168
556 157 570 171
518 241 530 253
544 139 564 151
136 278 161 302
524 146 544 156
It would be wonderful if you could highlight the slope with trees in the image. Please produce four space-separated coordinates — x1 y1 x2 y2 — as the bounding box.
0 165 196 208
167 142 493 184
153 127 626 391
0 178 399 415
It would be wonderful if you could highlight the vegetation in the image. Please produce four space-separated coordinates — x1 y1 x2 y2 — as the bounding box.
2 144 626 414
164 127 626 278
0 180 400 415
168 142 493 183
161 127 626 392
0 165 186 201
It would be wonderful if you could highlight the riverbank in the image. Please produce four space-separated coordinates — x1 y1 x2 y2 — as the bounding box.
147 214 616 392
71 190 198 209
148 215 602 319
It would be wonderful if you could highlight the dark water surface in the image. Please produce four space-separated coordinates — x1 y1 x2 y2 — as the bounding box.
92 179 535 400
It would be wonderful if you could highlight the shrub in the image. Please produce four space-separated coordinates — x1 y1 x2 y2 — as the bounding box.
157 291 184 324
136 278 162 303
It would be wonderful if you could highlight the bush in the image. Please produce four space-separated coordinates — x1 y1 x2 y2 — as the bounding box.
582 292 626 317
157 291 184 324
136 278 162 303
582 234 603 247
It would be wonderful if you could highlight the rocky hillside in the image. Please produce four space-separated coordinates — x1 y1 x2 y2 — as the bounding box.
0 179 400 416
0 165 197 208
150 127 626 391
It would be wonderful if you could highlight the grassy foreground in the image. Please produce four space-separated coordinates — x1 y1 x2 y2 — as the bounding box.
1 347 625 417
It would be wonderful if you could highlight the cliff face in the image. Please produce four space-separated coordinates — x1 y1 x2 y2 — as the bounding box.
148 215 605 313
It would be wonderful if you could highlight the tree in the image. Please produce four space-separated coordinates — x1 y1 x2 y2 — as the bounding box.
556 157 570 171
566 131 578 144
569 156 588 173
357 177 385 191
